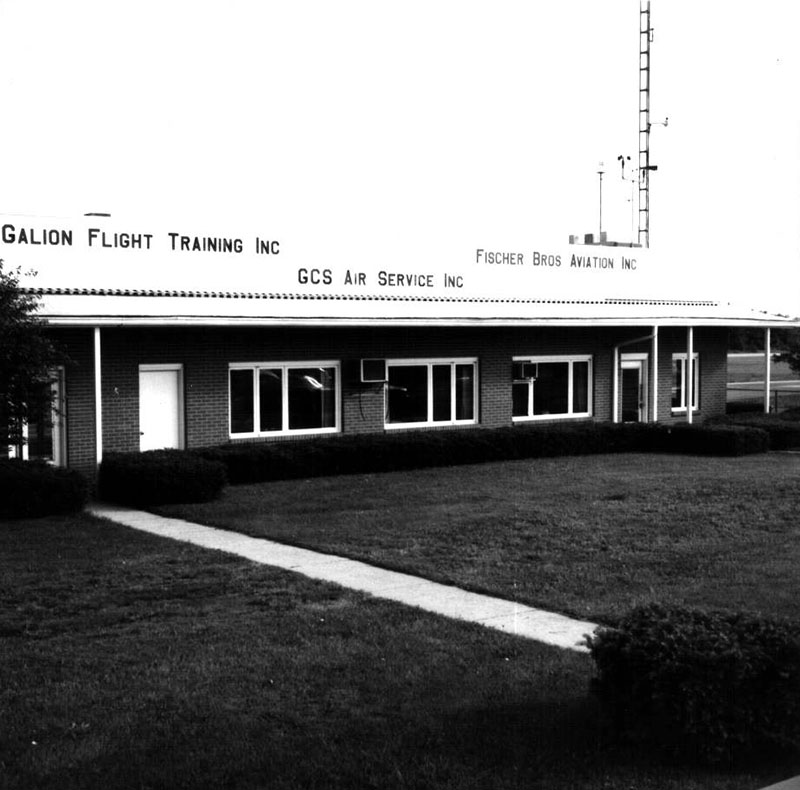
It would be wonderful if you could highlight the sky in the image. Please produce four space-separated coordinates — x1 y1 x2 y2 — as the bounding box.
1 1 798 314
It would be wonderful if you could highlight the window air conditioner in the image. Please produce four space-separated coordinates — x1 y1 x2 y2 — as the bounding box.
512 362 538 380
360 359 387 383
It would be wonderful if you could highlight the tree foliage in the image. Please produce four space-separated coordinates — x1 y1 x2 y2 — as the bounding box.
0 260 65 451
776 328 800 376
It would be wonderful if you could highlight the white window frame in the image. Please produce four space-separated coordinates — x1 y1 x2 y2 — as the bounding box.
228 360 340 438
7 367 66 465
671 352 700 413
512 354 593 422
384 357 478 429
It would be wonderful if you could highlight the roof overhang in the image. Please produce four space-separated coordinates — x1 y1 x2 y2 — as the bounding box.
27 289 800 329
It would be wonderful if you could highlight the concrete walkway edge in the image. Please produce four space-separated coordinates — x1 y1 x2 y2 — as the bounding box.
88 502 597 653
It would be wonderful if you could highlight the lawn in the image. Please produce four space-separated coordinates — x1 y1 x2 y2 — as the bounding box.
3 511 798 790
727 353 796 384
156 452 800 624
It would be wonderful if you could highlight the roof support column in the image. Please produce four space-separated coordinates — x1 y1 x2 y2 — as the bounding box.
612 345 620 423
94 327 103 465
686 326 694 424
764 327 771 414
651 325 659 422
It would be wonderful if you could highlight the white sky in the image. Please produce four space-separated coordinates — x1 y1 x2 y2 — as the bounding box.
1 1 798 314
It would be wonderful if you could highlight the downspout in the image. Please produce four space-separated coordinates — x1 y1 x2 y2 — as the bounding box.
686 326 694 425
613 330 657 423
764 327 771 414
94 327 103 465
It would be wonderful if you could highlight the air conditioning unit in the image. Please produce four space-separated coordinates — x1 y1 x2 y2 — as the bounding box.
360 358 387 383
512 361 538 380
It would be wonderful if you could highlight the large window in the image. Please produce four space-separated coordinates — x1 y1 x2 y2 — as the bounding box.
671 353 699 413
386 359 477 427
229 362 339 437
512 356 592 420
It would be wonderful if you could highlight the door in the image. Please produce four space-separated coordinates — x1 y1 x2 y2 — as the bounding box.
139 365 184 451
620 357 647 423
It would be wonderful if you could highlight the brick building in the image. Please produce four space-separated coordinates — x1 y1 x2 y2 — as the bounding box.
4 215 795 476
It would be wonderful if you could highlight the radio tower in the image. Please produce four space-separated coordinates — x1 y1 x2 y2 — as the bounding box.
638 1 653 248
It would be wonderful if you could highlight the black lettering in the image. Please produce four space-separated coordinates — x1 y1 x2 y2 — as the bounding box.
257 238 280 254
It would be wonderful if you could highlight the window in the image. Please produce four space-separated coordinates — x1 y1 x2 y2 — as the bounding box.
671 353 699 412
512 356 592 420
7 368 65 465
386 359 477 427
229 362 339 437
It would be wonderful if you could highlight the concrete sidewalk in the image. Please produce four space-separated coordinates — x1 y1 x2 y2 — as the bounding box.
88 502 597 653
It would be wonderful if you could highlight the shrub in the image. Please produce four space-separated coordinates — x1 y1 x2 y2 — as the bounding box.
587 604 800 765
193 421 768 486
653 423 770 456
0 459 88 519
712 414 800 450
98 450 227 506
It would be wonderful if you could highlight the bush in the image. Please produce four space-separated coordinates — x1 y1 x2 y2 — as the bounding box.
0 459 88 519
587 604 800 765
712 413 800 450
98 450 227 506
193 421 768 486
653 423 770 456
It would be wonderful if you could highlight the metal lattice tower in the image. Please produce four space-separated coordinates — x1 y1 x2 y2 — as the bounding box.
638 1 653 248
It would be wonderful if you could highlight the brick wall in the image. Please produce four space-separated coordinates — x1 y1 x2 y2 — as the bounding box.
49 323 732 469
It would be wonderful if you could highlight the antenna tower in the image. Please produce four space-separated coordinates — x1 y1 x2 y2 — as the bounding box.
638 1 653 247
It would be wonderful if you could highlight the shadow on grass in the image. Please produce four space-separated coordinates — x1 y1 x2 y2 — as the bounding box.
438 696 800 790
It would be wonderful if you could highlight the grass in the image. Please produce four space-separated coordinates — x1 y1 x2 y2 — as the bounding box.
155 452 800 624
727 353 798 383
3 511 799 789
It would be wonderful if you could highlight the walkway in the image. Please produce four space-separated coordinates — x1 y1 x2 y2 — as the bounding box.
88 502 597 653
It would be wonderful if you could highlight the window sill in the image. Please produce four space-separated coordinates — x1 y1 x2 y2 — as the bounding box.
512 413 592 423
384 420 477 430
230 427 340 440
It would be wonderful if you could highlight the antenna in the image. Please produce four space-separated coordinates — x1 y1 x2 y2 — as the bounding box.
638 0 653 248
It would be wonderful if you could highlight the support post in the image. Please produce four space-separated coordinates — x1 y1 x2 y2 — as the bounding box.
612 345 620 423
686 326 694 424
764 327 771 414
94 327 103 465
651 325 659 422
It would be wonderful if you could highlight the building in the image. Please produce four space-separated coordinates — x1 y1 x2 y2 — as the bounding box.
4 214 796 476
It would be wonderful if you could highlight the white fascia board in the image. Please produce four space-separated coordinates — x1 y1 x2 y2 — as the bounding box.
39 314 800 329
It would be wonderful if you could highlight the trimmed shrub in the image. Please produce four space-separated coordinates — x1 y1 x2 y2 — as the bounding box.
98 450 227 506
0 459 88 519
653 423 770 456
193 421 768 486
587 604 800 765
711 413 800 450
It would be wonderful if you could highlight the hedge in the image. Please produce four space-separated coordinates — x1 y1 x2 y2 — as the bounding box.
587 604 800 765
0 459 88 519
97 450 227 506
194 422 769 485
710 413 800 450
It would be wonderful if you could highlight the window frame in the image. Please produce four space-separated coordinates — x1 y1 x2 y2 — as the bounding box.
511 354 593 422
384 357 479 429
671 352 700 413
228 360 341 438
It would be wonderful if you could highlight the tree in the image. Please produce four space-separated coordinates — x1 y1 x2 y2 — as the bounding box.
0 259 66 455
776 329 800 376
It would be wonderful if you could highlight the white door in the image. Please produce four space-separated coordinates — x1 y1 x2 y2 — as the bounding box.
139 365 184 451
